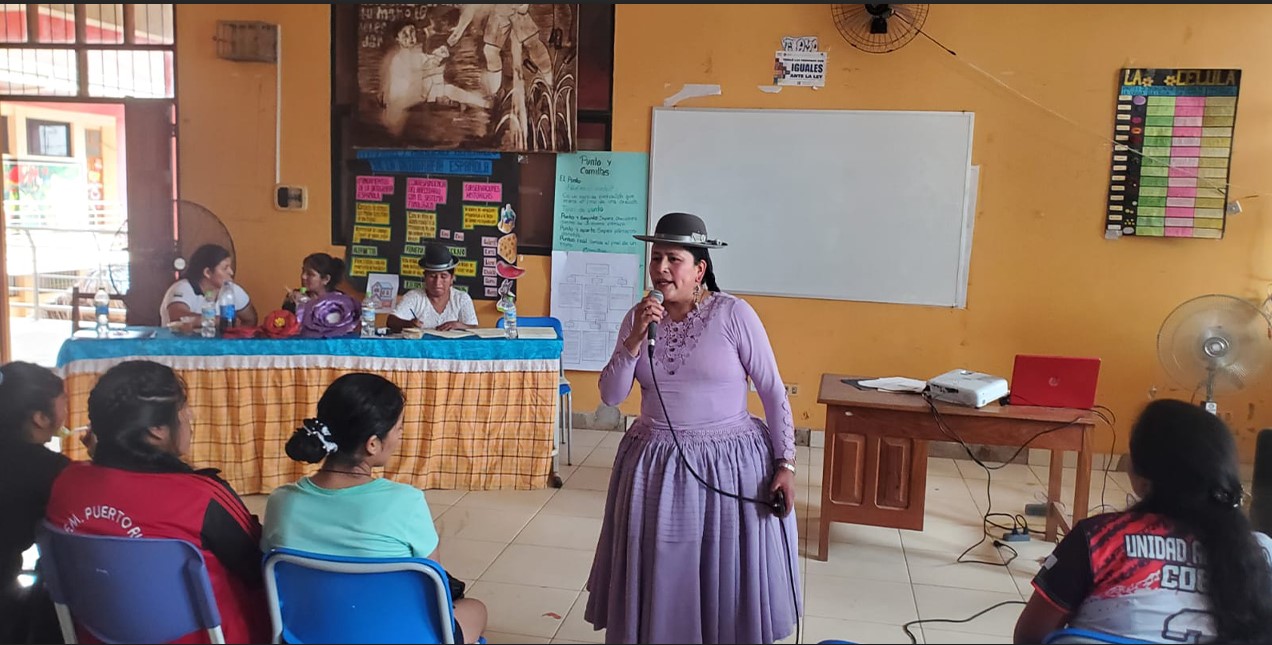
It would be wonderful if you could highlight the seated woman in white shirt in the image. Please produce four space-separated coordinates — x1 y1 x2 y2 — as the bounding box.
386 244 478 332
160 243 258 327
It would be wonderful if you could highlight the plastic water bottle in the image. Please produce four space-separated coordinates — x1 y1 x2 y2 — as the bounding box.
502 295 518 339
361 294 377 338
217 281 237 334
200 291 217 338
93 288 110 338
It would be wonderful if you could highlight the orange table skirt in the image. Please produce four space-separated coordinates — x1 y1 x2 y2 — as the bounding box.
61 362 559 494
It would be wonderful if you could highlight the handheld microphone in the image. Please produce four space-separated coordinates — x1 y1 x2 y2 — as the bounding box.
646 289 664 357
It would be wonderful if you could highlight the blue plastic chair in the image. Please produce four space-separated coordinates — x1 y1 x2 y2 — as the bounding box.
497 316 574 466
34 520 226 644
1043 628 1152 644
263 548 479 644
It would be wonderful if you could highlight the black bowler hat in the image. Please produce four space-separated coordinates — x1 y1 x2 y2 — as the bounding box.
633 212 727 249
418 243 458 272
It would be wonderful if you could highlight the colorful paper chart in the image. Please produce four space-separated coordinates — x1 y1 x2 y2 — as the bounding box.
1105 68 1241 240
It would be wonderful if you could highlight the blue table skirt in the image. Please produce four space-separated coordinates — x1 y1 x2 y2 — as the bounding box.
57 328 564 368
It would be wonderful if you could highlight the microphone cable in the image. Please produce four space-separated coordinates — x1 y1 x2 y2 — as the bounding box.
648 342 802 644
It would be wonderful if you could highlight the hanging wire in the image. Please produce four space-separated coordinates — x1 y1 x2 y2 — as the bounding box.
893 13 1265 202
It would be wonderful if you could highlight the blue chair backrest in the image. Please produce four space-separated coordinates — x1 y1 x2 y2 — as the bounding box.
35 520 224 644
1043 628 1152 644
263 548 457 644
496 315 562 337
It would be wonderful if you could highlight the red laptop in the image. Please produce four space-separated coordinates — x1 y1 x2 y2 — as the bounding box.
1009 355 1101 409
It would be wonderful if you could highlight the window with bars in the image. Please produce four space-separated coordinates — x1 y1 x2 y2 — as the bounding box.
0 3 174 98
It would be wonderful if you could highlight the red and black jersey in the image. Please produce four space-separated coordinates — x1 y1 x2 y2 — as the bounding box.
45 462 270 644
1033 511 1272 643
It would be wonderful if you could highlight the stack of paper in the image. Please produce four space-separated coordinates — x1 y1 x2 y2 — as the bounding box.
512 327 559 340
856 377 928 393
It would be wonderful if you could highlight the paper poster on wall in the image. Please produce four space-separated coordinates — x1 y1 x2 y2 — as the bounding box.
550 251 641 372
774 50 826 87
345 151 520 300
553 151 649 281
1105 68 1240 240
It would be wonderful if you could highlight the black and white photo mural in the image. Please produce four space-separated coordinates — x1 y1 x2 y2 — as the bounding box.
355 3 578 152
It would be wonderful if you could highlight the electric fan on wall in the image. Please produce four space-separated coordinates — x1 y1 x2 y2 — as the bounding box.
831 4 930 54
1157 294 1272 414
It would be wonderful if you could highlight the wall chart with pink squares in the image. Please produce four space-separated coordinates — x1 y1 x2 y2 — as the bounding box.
1105 68 1241 240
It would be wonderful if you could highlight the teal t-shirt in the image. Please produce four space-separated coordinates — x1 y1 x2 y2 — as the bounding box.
262 477 439 559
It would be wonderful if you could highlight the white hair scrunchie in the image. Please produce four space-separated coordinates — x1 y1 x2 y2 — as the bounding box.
302 418 338 454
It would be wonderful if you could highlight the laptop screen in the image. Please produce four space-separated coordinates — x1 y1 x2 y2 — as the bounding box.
1010 355 1101 409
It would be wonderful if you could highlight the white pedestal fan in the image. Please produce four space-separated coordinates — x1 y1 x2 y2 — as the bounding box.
1157 294 1272 414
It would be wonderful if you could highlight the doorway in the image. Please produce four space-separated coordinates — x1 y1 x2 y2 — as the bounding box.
2 99 175 365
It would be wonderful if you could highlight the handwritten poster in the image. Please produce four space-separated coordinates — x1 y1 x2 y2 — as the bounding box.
349 176 396 277
406 178 447 210
344 151 520 300
550 251 641 372
554 152 648 272
1105 68 1240 240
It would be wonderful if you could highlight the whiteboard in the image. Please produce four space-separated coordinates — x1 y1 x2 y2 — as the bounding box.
648 108 976 307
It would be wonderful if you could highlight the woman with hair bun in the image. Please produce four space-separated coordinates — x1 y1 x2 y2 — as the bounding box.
263 373 486 644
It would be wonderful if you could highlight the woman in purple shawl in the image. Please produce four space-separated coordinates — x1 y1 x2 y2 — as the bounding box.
585 213 801 644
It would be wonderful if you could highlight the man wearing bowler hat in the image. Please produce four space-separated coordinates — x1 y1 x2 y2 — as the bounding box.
386 243 480 332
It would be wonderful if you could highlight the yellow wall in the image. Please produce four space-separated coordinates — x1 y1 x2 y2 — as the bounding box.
600 3 1272 458
176 4 1272 458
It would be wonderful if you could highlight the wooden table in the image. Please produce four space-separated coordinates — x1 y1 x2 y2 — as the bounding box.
815 374 1097 561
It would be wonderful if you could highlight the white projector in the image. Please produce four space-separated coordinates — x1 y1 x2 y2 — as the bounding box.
926 369 1010 408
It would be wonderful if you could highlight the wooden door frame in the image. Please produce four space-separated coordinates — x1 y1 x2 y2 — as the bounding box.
122 99 178 326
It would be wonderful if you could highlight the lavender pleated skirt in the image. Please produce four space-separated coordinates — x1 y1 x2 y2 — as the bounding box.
584 414 802 644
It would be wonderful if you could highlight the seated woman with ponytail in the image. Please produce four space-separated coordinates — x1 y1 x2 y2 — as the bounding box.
44 361 269 644
1014 399 1272 644
262 373 487 644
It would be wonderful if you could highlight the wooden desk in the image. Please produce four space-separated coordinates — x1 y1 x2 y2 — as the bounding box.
815 374 1097 561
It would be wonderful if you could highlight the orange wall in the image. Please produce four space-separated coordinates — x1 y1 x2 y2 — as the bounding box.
175 4 1272 458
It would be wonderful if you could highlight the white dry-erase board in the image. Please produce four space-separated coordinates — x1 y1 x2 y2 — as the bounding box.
648 107 977 307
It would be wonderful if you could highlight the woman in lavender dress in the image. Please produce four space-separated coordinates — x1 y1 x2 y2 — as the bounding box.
584 213 802 644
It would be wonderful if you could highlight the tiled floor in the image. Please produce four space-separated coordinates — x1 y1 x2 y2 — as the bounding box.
240 429 1249 644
